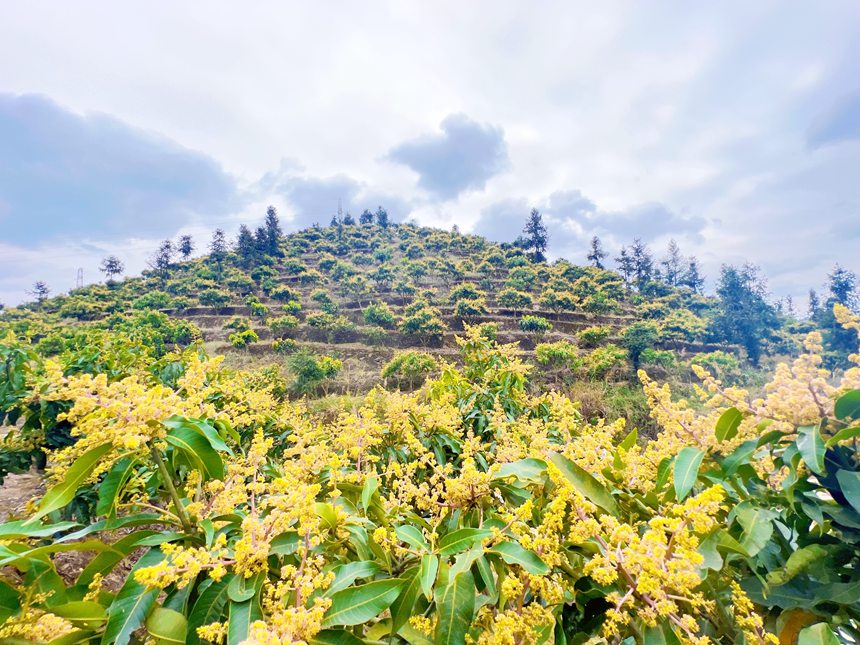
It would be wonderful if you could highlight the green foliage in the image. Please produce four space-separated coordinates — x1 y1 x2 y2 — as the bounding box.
228 329 259 349
519 315 552 341
584 344 627 379
381 351 438 389
535 340 581 370
198 289 232 310
578 325 611 348
621 321 659 369
287 350 342 395
362 302 397 329
267 316 299 337
690 350 743 384
497 288 533 312
454 297 488 320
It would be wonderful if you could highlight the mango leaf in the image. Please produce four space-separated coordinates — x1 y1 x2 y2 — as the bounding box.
311 630 365 645
165 426 224 480
736 505 775 558
145 607 187 645
836 470 860 514
434 570 475 645
227 596 262 645
719 439 757 475
826 426 860 447
163 416 232 454
77 531 158 587
269 532 300 556
187 576 232 645
322 579 404 627
0 520 80 539
488 541 549 575
96 457 137 517
390 567 421 633
766 545 828 586
437 528 493 556
395 525 429 552
314 503 338 530
673 447 704 502
715 407 743 442
420 554 439 600
619 428 638 451
475 555 497 599
326 560 382 596
227 571 265 603
548 452 618 516
492 458 547 483
49 601 107 628
46 630 95 645
798 623 840 645
101 548 164 645
30 443 113 522
797 425 825 475
835 390 860 421
361 476 379 510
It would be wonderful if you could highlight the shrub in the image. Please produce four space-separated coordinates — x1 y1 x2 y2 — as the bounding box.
249 301 269 318
497 288 533 312
381 350 438 389
640 347 677 368
132 290 173 310
399 302 447 343
268 315 299 337
539 289 577 314
578 325 612 348
362 302 396 329
454 297 488 320
281 300 302 316
306 312 354 332
581 292 617 314
198 288 232 309
282 259 307 275
449 283 485 303
273 338 298 354
535 340 581 369
269 285 298 302
584 343 627 379
519 315 553 342
287 350 342 395
223 317 251 332
224 271 255 295
475 322 499 341
691 350 743 384
621 321 659 369
299 269 324 285
228 328 259 349
659 310 708 342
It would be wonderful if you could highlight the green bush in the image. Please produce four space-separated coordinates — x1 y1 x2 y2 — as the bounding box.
362 302 397 329
454 297 488 320
578 325 612 348
381 350 437 389
497 288 533 312
640 347 677 368
535 340 581 369
270 285 298 302
268 315 299 337
621 321 659 369
519 315 553 341
273 338 298 354
223 317 251 332
132 290 173 310
287 350 342 395
228 328 259 349
198 288 232 309
584 343 627 379
449 283 485 303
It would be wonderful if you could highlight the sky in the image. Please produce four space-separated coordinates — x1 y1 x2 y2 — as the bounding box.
1 1 858 307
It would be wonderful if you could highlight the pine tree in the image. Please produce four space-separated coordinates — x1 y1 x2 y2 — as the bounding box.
615 247 634 289
586 236 606 269
681 258 705 294
99 255 125 282
236 225 257 267
178 235 194 260
661 239 684 286
330 214 340 227
30 281 50 303
264 206 283 256
808 289 820 318
375 206 389 228
359 209 374 225
209 229 228 278
149 240 173 277
712 264 777 366
828 264 857 309
342 211 355 225
630 238 654 290
522 208 548 262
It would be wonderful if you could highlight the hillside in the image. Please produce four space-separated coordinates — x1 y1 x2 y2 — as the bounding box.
3 218 757 401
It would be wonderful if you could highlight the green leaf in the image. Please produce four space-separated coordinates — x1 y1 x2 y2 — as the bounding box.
30 443 113 522
314 502 338 530
835 390 860 420
619 428 638 451
0 520 80 539
269 532 300 556
101 548 164 645
77 531 158 587
715 407 743 442
797 425 825 475
187 576 232 645
49 601 107 628
492 458 547 483
826 425 860 447
836 469 860 514
673 447 704 502
165 426 224 480
227 596 263 645
390 567 421 633
719 439 757 475
437 528 493 556
145 607 187 645
311 630 366 645
163 416 232 454
736 505 775 558
326 560 382 596
766 545 828 586
227 571 264 602
322 579 404 627
96 457 137 517
361 476 379 510
548 452 618 516
798 623 840 645
420 554 439 600
395 524 429 552
434 570 475 645
488 541 549 575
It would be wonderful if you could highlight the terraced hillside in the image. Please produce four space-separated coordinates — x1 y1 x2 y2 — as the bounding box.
6 216 747 402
